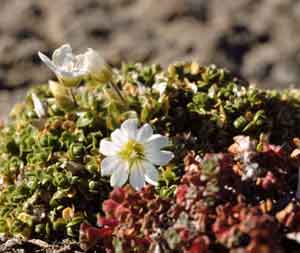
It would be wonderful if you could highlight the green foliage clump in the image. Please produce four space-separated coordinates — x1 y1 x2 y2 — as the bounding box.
0 61 300 240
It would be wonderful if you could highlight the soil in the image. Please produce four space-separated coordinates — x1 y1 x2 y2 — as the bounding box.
0 0 300 117
1 0 300 252
1 0 300 90
0 237 84 253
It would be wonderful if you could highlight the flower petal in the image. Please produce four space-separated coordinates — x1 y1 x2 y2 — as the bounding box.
111 129 128 147
59 70 84 78
142 161 159 186
121 118 138 139
101 156 121 176
110 162 129 187
31 93 46 118
146 134 169 150
84 48 106 73
129 162 145 190
74 53 88 72
137 123 153 142
52 44 73 67
99 139 120 156
146 150 174 166
38 52 59 74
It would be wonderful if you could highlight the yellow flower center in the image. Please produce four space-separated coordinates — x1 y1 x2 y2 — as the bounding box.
118 139 145 165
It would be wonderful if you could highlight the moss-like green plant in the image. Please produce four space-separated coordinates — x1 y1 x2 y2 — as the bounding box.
1 59 300 243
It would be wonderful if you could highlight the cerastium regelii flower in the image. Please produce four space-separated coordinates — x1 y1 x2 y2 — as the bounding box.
38 44 88 86
99 119 174 190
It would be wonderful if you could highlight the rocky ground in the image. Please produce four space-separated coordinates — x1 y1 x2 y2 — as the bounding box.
1 0 300 117
0 237 84 253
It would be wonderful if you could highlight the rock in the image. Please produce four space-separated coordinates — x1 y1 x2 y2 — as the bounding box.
1 0 300 118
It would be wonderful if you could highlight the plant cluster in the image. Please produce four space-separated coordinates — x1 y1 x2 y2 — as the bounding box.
1 45 300 252
80 137 300 252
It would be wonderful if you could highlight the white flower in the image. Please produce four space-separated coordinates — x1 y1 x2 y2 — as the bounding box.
38 44 87 86
99 119 174 190
39 45 111 85
31 93 46 118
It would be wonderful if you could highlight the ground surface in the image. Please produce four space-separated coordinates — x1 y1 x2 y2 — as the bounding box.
0 237 84 253
1 0 300 118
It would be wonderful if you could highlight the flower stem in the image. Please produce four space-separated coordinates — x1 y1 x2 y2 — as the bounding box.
69 87 78 107
109 81 126 104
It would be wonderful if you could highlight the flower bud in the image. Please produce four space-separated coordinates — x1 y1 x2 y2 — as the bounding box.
49 81 75 110
84 48 112 83
59 75 83 87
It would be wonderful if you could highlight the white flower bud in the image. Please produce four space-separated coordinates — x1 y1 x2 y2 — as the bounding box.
84 48 112 83
49 80 75 110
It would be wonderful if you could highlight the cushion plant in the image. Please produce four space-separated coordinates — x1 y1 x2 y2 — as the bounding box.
1 44 300 252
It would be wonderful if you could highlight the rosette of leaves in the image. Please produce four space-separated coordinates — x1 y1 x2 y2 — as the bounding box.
181 64 300 152
0 107 111 238
212 201 284 253
80 185 212 253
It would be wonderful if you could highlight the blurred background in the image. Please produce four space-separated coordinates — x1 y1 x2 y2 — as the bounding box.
1 0 300 118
